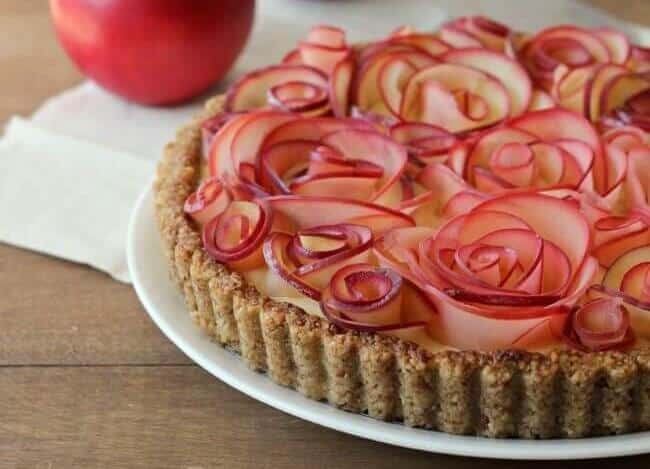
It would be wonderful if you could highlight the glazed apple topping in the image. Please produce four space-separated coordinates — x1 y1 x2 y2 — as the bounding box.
184 18 650 352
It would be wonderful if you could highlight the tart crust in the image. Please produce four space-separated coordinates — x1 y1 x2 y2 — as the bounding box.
154 95 650 438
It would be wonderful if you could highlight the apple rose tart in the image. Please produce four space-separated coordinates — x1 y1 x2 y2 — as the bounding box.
156 19 650 438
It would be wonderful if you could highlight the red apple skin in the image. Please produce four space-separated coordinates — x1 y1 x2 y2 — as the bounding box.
50 0 255 105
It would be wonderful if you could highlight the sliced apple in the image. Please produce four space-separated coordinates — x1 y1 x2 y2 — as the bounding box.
444 16 509 51
227 111 297 180
267 81 329 114
564 298 633 351
184 178 232 226
600 73 650 116
329 50 355 117
267 195 414 235
400 63 510 132
592 28 631 65
388 33 450 57
225 64 328 112
443 48 532 116
377 56 417 116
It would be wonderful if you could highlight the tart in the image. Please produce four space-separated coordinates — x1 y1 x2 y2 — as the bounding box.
154 18 650 438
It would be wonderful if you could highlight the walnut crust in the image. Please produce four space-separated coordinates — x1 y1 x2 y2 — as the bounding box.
153 95 650 439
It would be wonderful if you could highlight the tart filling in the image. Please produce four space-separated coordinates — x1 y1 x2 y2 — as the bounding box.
185 18 650 354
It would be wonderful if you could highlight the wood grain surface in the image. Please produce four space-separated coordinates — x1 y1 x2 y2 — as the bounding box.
1 1 650 468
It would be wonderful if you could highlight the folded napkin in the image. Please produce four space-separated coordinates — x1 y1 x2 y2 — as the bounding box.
1 0 649 284
0 118 153 282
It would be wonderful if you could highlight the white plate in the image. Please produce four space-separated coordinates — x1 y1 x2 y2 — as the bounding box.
127 185 650 460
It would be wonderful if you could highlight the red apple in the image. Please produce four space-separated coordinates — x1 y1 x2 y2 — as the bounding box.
49 0 255 105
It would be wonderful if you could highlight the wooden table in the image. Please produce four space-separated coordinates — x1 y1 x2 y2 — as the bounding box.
2 1 650 467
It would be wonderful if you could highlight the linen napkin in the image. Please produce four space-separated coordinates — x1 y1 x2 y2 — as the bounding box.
1 0 649 284
0 117 153 282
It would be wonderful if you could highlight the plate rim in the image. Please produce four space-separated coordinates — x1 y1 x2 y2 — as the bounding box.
127 183 650 460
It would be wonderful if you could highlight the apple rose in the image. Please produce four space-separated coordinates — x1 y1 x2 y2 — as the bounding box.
225 64 331 116
389 122 458 167
600 126 650 212
550 63 650 126
263 224 374 300
438 16 510 51
627 45 650 73
259 133 407 207
401 163 487 228
319 263 436 338
592 213 650 268
201 112 241 160
447 108 603 193
517 26 631 90
184 177 232 227
375 192 598 350
563 298 634 351
242 196 414 314
207 112 410 208
356 47 532 133
226 26 355 117
202 198 277 272
590 245 650 338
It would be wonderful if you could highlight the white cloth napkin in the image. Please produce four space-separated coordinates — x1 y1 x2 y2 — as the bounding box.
1 0 649 283
0 117 153 282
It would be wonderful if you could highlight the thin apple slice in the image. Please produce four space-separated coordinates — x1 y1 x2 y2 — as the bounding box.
320 263 428 332
600 73 650 116
209 112 259 177
356 50 436 117
201 113 240 160
267 195 414 235
298 26 350 76
378 56 417 117
476 192 591 272
202 199 277 271
388 34 450 57
263 224 373 299
593 28 631 65
601 246 650 317
528 88 555 111
522 26 611 88
184 178 232 226
258 140 318 194
225 65 329 112
227 111 297 180
437 25 483 48
400 63 510 132
443 48 532 116
306 25 346 48
509 108 605 191
586 64 627 121
444 16 510 51
389 122 457 165
282 48 302 65
463 126 536 185
262 116 373 149
627 45 650 73
551 64 597 115
267 81 329 114
330 50 355 117
321 128 408 205
564 298 634 351
299 42 350 76
593 215 650 267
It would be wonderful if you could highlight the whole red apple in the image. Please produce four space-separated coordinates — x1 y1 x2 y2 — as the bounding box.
50 0 255 105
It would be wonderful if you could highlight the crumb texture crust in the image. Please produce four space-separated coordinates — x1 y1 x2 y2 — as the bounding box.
154 95 650 439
